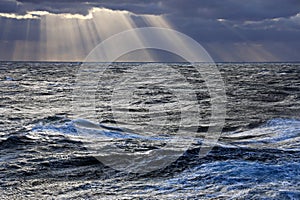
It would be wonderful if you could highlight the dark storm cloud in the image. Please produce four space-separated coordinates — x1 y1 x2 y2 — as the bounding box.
0 0 18 13
162 0 300 21
0 0 299 61
3 0 300 43
1 0 299 24
0 0 298 42
13 0 165 15
169 14 300 43
4 0 297 21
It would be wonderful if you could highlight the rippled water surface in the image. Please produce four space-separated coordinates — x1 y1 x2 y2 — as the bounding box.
0 62 300 199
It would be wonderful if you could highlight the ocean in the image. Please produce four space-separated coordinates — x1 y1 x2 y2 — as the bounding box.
0 62 299 199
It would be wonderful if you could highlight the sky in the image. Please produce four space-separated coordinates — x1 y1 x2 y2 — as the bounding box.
0 0 299 62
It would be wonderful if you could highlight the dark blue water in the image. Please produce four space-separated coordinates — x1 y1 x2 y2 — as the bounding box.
0 62 299 199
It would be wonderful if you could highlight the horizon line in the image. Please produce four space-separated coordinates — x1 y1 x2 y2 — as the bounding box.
1 60 300 64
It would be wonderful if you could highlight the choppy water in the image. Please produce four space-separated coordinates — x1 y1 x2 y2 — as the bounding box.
0 62 300 199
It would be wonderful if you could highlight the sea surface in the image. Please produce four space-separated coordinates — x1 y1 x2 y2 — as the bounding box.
0 62 299 199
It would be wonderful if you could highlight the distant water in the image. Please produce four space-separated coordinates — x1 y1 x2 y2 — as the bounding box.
0 62 299 199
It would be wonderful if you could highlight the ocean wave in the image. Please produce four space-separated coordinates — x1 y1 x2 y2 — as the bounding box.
30 117 300 145
222 118 300 150
31 118 175 142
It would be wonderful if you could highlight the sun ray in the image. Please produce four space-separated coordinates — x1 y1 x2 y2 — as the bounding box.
142 14 173 29
34 7 178 61
0 18 15 60
215 19 279 62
